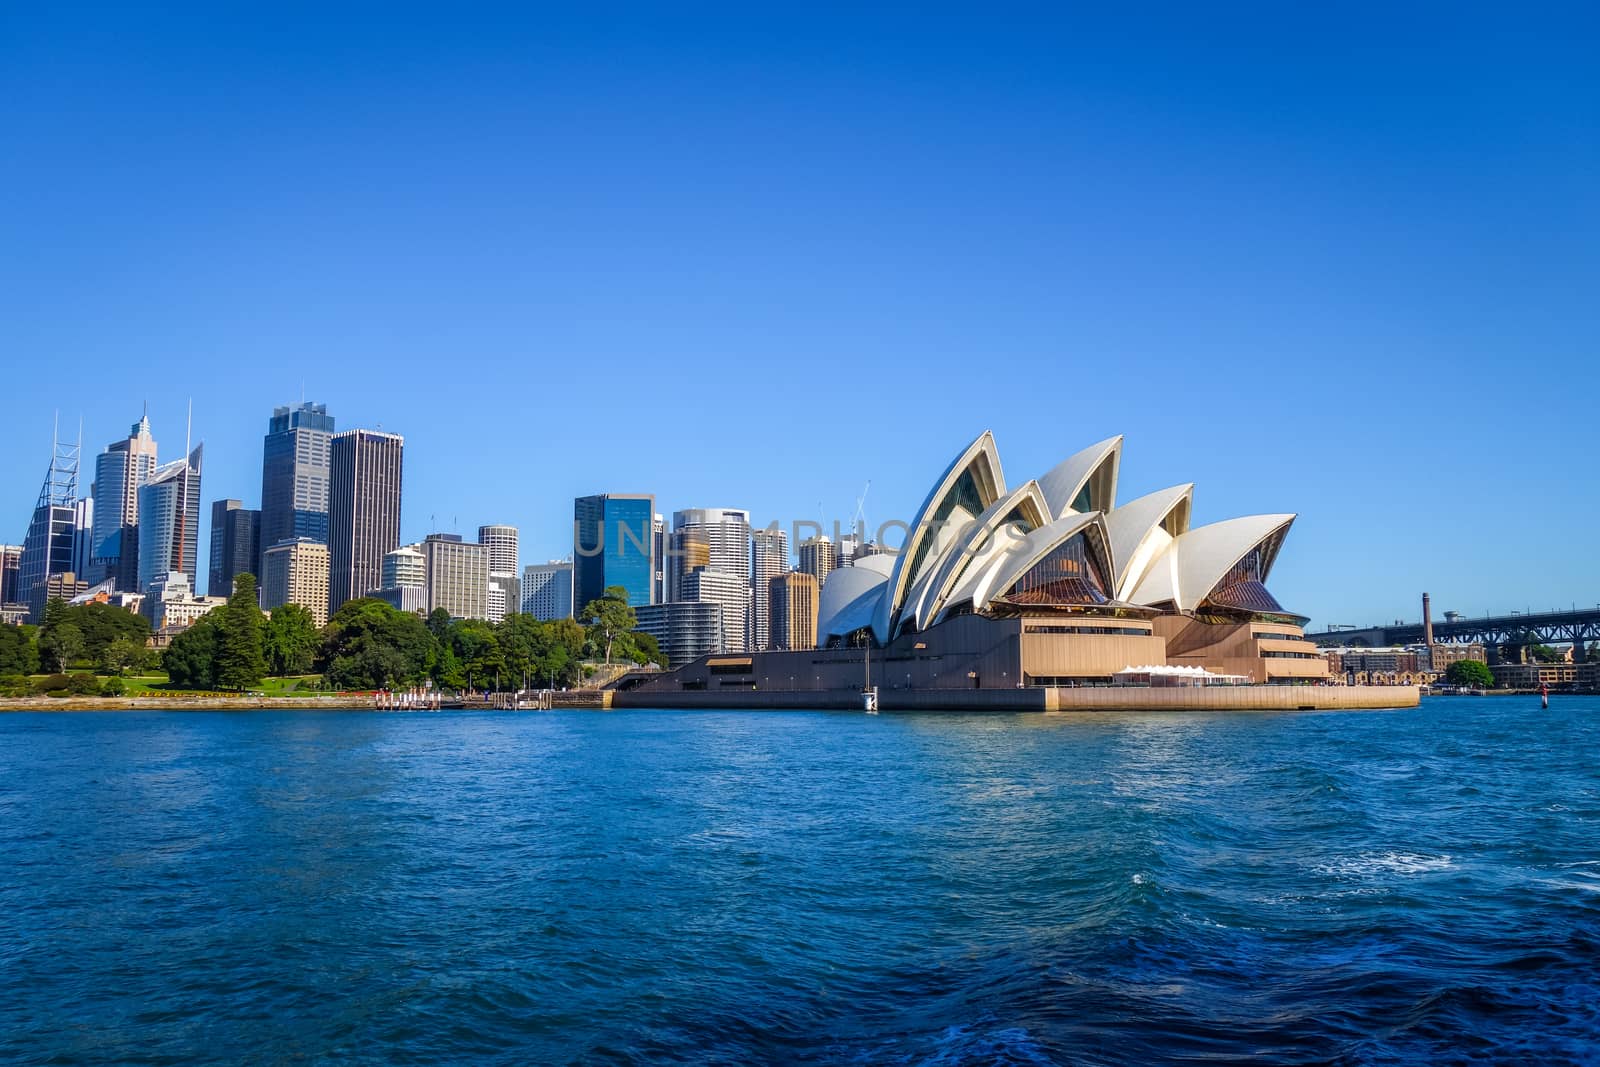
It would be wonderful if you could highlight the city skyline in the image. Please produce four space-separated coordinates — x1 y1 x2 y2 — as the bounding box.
4 395 1599 631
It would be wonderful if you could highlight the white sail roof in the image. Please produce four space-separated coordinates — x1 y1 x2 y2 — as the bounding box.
1127 514 1295 612
1105 484 1193 600
1037 436 1121 519
940 510 1107 619
816 554 894 644
875 431 1004 643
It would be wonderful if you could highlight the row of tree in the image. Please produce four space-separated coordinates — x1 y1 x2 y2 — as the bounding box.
0 599 155 676
160 579 660 691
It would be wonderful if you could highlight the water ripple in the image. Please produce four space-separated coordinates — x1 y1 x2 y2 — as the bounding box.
1 697 1597 1064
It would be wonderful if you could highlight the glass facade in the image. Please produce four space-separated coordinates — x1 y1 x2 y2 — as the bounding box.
996 532 1111 607
259 402 334 572
1201 545 1288 615
574 495 655 609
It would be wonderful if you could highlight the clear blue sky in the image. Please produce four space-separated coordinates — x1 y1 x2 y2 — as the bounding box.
3 4 1596 628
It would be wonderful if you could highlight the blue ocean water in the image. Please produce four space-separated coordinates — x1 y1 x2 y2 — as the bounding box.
1 698 1597 1065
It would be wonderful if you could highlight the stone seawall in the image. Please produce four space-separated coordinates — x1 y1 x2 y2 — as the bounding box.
610 685 1417 712
0 696 376 712
1043 685 1418 712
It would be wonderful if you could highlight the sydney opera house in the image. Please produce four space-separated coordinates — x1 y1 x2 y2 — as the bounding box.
619 433 1414 711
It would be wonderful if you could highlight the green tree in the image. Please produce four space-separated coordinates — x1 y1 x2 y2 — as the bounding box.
427 607 454 642
580 585 636 666
631 629 663 667
496 614 542 688
323 598 436 690
63 603 151 664
451 619 504 690
0 625 40 675
1446 659 1495 688
164 617 220 688
41 597 69 632
39 622 85 672
214 573 267 690
1529 644 1565 664
101 635 149 676
264 604 321 676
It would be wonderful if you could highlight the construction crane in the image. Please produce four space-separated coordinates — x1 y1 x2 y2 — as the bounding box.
850 481 871 540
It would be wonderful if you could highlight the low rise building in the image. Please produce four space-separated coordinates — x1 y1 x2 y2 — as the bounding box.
635 601 723 670
1492 662 1579 689
144 571 227 631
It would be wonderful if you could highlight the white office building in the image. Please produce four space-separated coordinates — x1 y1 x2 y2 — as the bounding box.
522 560 574 621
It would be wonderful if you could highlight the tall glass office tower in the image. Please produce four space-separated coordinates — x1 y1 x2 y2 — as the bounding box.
136 444 203 595
90 412 159 590
573 494 655 610
259 402 334 571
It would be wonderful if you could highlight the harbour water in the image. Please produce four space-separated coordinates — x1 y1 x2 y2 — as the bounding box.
2 697 1597 1064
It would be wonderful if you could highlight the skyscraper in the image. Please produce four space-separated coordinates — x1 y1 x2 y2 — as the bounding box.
90 412 158 590
750 526 789 651
652 514 667 605
672 508 752 651
422 534 490 620
770 571 820 651
327 429 404 614
522 560 574 620
574 494 655 609
17 421 81 622
478 524 519 623
261 537 331 627
666 526 710 603
259 402 335 572
798 535 836 591
0 545 22 607
71 497 94 583
209 499 261 598
137 444 204 597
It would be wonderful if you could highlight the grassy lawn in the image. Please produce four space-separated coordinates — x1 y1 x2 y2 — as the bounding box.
15 671 329 697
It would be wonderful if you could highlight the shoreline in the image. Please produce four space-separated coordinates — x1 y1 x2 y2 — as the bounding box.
0 685 1439 713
